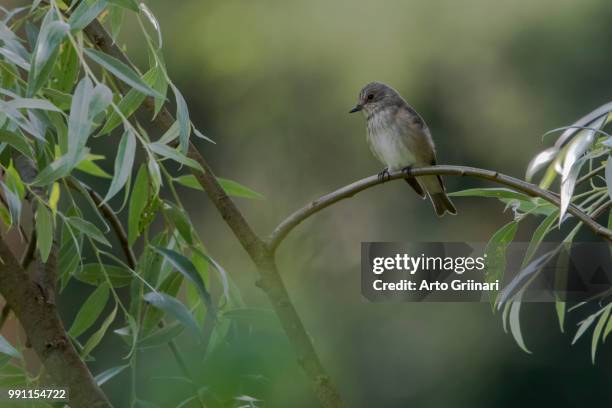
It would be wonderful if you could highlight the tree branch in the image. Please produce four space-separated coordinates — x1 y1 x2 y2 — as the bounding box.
67 178 137 268
83 20 344 408
0 235 111 407
267 165 612 251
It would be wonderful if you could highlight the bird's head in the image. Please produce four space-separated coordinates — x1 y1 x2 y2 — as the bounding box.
349 82 401 116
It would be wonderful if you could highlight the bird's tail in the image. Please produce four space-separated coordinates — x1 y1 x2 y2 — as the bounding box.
420 175 457 217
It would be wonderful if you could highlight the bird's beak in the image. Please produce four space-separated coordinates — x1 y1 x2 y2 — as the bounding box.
349 104 362 113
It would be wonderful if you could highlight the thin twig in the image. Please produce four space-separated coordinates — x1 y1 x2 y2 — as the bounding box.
67 178 137 268
267 166 612 251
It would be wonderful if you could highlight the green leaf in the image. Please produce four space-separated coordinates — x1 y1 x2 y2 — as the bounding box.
108 5 124 41
163 203 193 244
138 322 184 349
151 67 167 117
218 177 264 200
5 97 61 112
522 210 558 267
81 304 117 358
76 155 112 179
99 68 159 135
5 163 24 201
35 205 53 263
55 38 79 93
139 3 162 48
572 313 598 345
99 89 145 135
69 283 110 338
0 129 34 159
108 0 139 11
143 292 201 339
43 88 72 110
170 84 190 153
555 300 566 333
68 0 108 31
0 181 20 227
448 188 530 201
175 174 264 199
0 47 29 70
67 77 107 165
128 165 149 245
95 364 129 386
560 115 607 223
149 143 202 171
153 247 211 307
74 263 133 288
83 48 163 98
605 156 612 201
28 11 69 95
604 309 612 342
104 130 136 202
192 125 215 144
509 300 531 354
193 248 229 300
66 217 111 247
498 247 562 308
31 153 82 187
147 154 161 194
484 221 517 300
0 336 20 359
591 305 611 363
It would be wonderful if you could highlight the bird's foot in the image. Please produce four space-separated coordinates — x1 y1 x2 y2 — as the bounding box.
401 165 413 174
378 168 391 182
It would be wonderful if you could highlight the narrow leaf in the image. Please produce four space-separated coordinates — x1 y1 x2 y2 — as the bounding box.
35 205 53 262
28 12 69 95
592 305 611 363
69 283 110 338
170 84 190 153
153 247 211 307
74 264 132 288
83 48 162 98
138 322 184 349
509 301 531 354
67 217 110 246
104 130 136 202
95 364 129 386
605 156 612 201
128 165 148 245
149 143 201 170
68 0 108 31
143 292 201 339
81 304 117 357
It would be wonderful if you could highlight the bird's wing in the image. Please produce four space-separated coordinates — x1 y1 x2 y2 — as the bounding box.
394 106 436 165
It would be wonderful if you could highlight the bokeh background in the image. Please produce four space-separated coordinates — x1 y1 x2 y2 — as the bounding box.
126 0 612 406
5 0 612 406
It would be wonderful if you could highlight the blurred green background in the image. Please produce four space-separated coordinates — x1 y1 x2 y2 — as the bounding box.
8 0 612 406
124 0 612 406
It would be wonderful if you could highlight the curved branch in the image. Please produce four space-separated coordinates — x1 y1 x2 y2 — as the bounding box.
267 165 612 251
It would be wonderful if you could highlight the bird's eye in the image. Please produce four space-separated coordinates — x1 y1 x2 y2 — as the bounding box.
367 94 374 100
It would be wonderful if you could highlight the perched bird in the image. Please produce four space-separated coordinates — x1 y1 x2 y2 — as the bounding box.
350 82 456 216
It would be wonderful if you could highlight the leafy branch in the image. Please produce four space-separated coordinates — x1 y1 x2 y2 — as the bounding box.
2 2 612 407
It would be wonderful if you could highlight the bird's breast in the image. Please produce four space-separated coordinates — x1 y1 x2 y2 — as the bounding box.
366 111 416 170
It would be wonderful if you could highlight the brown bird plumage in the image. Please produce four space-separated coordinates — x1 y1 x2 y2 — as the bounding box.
350 82 456 216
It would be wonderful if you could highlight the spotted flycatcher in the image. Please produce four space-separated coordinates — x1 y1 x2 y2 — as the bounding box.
350 82 456 216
